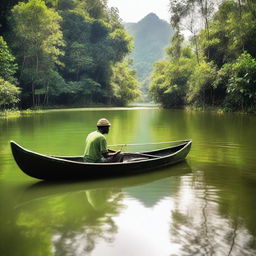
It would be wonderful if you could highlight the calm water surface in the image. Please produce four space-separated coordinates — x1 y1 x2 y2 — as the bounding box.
0 108 256 256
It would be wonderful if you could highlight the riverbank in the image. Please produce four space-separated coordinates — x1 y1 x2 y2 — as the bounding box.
184 105 256 115
184 106 226 114
1 103 254 119
0 109 45 119
0 104 115 118
0 103 159 119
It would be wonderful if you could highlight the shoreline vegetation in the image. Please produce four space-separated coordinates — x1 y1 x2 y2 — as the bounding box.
0 109 44 119
0 0 140 111
1 1 255 115
1 104 254 119
0 103 157 118
149 1 256 114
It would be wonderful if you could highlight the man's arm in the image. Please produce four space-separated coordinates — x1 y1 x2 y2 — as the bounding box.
102 150 121 159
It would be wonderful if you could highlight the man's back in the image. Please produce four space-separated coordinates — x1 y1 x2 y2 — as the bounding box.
84 131 108 162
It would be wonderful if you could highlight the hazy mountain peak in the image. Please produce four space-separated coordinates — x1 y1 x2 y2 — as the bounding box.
139 12 160 23
124 13 173 92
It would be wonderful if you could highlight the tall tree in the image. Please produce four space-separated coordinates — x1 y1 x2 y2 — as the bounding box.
110 59 140 106
10 0 64 107
59 0 132 104
149 47 196 107
150 0 256 112
169 0 197 59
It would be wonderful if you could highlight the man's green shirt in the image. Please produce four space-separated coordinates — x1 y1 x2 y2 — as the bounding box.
84 131 108 162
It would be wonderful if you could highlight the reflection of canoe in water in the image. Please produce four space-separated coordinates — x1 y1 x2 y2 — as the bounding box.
10 140 192 180
15 162 192 208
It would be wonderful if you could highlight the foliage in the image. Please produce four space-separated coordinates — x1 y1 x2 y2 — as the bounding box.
0 36 17 83
59 2 133 105
166 31 184 60
149 0 256 112
149 48 196 108
110 59 141 106
224 53 256 112
0 36 20 109
199 0 256 67
187 60 217 106
62 78 102 105
196 0 256 111
0 77 20 109
10 0 65 107
0 0 138 109
11 0 64 65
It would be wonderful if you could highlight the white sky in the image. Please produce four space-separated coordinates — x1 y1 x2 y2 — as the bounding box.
107 0 170 23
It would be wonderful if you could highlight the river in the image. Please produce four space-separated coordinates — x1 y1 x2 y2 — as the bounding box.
0 107 256 256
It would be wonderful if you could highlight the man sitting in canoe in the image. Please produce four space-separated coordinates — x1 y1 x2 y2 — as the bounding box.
84 118 123 163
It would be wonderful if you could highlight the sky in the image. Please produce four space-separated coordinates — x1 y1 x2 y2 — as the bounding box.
107 0 170 23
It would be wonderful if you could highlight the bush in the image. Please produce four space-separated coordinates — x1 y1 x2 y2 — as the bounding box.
149 56 196 108
111 59 141 106
0 77 20 109
224 53 256 111
187 61 217 107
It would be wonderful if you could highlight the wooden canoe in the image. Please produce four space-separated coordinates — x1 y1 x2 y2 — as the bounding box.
10 140 192 180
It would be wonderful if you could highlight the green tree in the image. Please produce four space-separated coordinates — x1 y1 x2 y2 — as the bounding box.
199 0 256 67
150 48 196 108
3 0 135 108
149 0 256 112
62 79 101 105
224 52 256 112
166 31 184 60
0 36 20 110
110 59 140 106
0 36 17 83
10 0 64 107
187 60 217 107
59 1 132 105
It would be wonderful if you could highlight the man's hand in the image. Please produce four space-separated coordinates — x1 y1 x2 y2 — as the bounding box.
114 150 121 155
103 150 121 158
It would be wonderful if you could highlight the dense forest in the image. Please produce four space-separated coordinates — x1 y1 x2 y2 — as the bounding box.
125 13 173 98
0 0 140 109
149 0 256 112
1 0 256 113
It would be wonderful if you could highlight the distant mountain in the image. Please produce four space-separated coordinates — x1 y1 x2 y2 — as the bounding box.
124 13 173 95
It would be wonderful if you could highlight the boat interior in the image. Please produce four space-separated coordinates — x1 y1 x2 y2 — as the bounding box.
54 142 188 163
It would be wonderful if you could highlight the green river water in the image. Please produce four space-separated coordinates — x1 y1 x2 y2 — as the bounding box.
0 107 256 256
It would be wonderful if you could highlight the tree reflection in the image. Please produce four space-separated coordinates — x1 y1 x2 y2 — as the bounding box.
169 169 256 256
6 165 182 256
13 188 124 256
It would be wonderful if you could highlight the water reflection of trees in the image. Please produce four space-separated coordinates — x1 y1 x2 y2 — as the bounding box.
147 109 256 254
6 165 184 256
12 188 125 256
151 109 256 169
169 169 256 256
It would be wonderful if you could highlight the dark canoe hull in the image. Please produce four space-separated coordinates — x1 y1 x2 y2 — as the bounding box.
10 140 192 180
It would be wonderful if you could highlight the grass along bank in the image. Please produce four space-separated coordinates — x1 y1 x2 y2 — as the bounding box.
0 109 44 119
